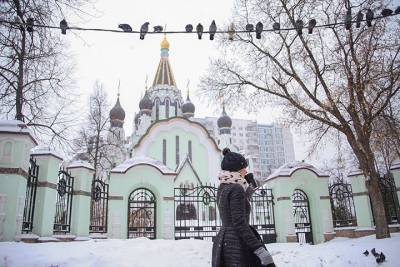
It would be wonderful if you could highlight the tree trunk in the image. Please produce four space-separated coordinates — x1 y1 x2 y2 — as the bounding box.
16 27 26 121
367 170 391 239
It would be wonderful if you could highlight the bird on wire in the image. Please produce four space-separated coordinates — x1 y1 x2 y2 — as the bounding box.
118 24 132 32
295 19 303 35
60 19 68 34
366 9 374 27
228 22 235 40
308 19 316 34
356 11 363 28
255 21 263 39
272 22 280 33
196 23 203 39
209 20 217 40
153 25 163 32
245 23 254 32
26 17 34 32
381 8 393 16
345 9 352 30
185 24 193 32
140 22 149 40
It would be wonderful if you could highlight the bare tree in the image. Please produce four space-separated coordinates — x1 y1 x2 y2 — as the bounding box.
0 0 89 148
200 0 400 238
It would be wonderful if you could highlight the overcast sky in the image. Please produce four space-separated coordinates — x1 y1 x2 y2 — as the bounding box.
67 0 336 166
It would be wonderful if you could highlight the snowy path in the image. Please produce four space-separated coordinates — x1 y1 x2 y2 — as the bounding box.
0 233 399 267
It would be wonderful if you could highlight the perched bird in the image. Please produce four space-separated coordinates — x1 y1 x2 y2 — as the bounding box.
26 17 34 32
366 9 374 27
196 23 203 39
153 25 163 32
395 6 400 14
371 248 379 257
209 20 217 40
356 11 363 28
308 19 316 34
60 19 68 35
118 24 132 32
345 10 352 30
140 22 149 40
381 9 393 17
228 22 235 41
380 252 386 261
272 22 280 33
363 250 369 256
255 21 263 39
245 23 254 32
376 253 386 264
295 19 304 35
185 24 193 32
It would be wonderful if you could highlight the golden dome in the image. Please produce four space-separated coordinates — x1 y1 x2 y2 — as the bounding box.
161 35 170 49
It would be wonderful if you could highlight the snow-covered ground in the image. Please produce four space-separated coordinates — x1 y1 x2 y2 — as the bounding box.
0 233 399 267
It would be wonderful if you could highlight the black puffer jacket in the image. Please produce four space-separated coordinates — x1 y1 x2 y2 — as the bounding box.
212 183 265 267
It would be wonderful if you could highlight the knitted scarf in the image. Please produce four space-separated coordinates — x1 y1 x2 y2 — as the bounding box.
218 170 249 192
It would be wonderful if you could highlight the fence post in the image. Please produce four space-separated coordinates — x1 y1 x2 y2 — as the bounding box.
348 169 374 228
0 120 37 241
30 148 63 239
68 161 94 238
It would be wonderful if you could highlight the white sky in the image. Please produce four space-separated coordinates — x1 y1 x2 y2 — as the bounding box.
67 0 335 166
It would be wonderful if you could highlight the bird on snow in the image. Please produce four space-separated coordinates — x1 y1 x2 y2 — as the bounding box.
363 250 369 256
255 21 263 39
366 9 374 27
209 20 217 40
60 19 68 35
376 253 386 264
381 9 393 17
140 22 150 40
118 24 132 32
356 11 363 28
396 6 400 14
185 24 193 32
308 19 316 34
153 25 163 32
371 248 379 257
380 252 385 261
228 22 235 40
196 23 203 39
245 23 254 32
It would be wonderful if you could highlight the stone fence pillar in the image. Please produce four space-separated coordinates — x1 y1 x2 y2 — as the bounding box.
30 148 63 239
0 120 37 241
348 170 374 228
68 161 94 238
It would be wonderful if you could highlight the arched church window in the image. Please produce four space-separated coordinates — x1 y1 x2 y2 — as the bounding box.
174 101 178 116
163 139 167 165
155 99 160 121
176 136 180 167
176 203 197 220
165 98 170 119
188 140 192 162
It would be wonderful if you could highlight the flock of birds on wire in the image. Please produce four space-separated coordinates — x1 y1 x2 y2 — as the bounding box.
5 6 400 40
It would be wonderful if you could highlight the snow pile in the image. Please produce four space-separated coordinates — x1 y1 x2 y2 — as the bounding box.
0 233 399 267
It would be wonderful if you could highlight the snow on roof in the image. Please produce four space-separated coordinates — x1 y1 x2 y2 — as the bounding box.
0 120 37 144
68 160 94 170
31 145 63 160
266 160 329 180
390 159 400 170
111 156 176 175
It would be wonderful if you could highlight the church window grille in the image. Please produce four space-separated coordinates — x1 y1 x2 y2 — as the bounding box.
188 141 192 162
176 136 180 166
165 99 170 119
163 139 167 165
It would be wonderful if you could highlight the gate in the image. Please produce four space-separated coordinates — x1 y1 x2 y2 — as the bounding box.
89 178 109 233
174 185 220 240
174 185 276 242
53 168 74 234
329 182 357 227
379 173 400 224
249 188 276 243
127 188 156 239
292 189 313 244
22 157 39 233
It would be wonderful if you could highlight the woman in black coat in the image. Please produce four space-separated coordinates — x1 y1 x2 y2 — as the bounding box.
212 148 275 267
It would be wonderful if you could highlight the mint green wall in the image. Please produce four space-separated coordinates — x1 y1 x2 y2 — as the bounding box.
175 161 201 186
32 154 62 237
146 129 210 184
349 174 374 228
108 165 175 239
265 169 332 244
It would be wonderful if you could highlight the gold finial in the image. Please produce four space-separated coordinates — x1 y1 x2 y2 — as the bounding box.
117 80 120 97
161 33 170 49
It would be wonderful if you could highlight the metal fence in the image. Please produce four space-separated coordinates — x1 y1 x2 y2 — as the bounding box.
89 178 109 233
53 168 74 234
329 182 357 227
22 157 39 233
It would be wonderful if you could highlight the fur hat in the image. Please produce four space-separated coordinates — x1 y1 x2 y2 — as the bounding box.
221 148 248 172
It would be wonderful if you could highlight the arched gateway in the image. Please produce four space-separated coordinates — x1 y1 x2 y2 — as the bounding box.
292 189 313 244
127 188 156 239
